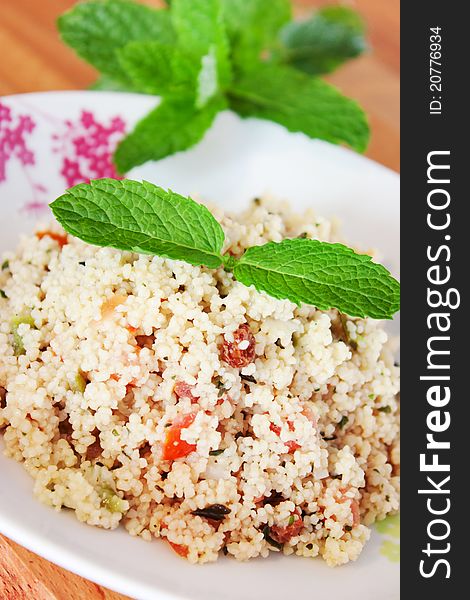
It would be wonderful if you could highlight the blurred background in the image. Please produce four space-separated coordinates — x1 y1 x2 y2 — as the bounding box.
0 0 399 170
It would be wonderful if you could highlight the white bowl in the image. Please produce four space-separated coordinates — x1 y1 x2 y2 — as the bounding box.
0 91 399 600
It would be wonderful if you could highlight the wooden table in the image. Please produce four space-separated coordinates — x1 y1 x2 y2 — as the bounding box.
0 1 399 598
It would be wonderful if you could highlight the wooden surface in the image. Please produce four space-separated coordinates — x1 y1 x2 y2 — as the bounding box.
0 1 399 599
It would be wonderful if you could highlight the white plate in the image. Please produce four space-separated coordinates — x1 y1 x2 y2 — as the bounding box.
0 91 399 600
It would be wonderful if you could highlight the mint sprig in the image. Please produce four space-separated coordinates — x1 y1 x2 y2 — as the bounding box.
50 179 399 320
58 0 369 173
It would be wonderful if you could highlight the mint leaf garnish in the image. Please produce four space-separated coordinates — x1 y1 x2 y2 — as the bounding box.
229 63 369 152
50 180 400 320
221 0 291 66
233 238 399 319
277 6 367 75
50 179 225 268
58 0 370 171
58 0 174 84
114 94 226 173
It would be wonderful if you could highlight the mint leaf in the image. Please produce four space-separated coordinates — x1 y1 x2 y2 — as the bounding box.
118 42 197 96
232 238 399 319
114 94 225 173
229 63 369 152
172 0 231 88
221 0 291 66
50 179 225 268
277 6 367 75
58 0 174 83
119 40 219 109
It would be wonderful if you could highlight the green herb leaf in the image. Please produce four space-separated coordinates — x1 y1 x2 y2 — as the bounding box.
50 179 226 269
209 448 225 456
114 94 226 173
172 0 231 89
117 41 197 96
58 0 174 84
232 238 400 319
229 63 369 152
0 290 6 299
263 525 283 550
338 415 349 429
277 6 367 76
221 0 291 67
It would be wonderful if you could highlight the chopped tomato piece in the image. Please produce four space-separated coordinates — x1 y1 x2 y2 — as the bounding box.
174 382 199 403
285 440 301 453
287 421 295 432
162 413 197 461
270 515 303 543
270 423 299 452
36 230 68 248
220 323 256 368
350 499 360 527
167 540 189 558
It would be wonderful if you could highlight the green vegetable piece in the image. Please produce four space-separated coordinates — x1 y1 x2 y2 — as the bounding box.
1 260 9 270
288 514 295 526
73 371 87 394
378 405 392 414
338 416 349 429
11 312 36 357
0 290 6 299
100 486 127 513
221 0 291 66
233 238 400 319
229 63 369 152
209 448 225 456
113 94 226 173
58 0 174 85
278 6 367 76
50 178 226 269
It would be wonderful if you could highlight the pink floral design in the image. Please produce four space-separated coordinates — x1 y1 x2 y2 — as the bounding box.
0 102 36 183
53 111 126 187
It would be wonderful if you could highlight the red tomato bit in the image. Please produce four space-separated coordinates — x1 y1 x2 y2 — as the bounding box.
162 413 197 461
36 230 68 248
174 382 199 403
270 514 304 543
219 323 256 368
167 540 189 558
